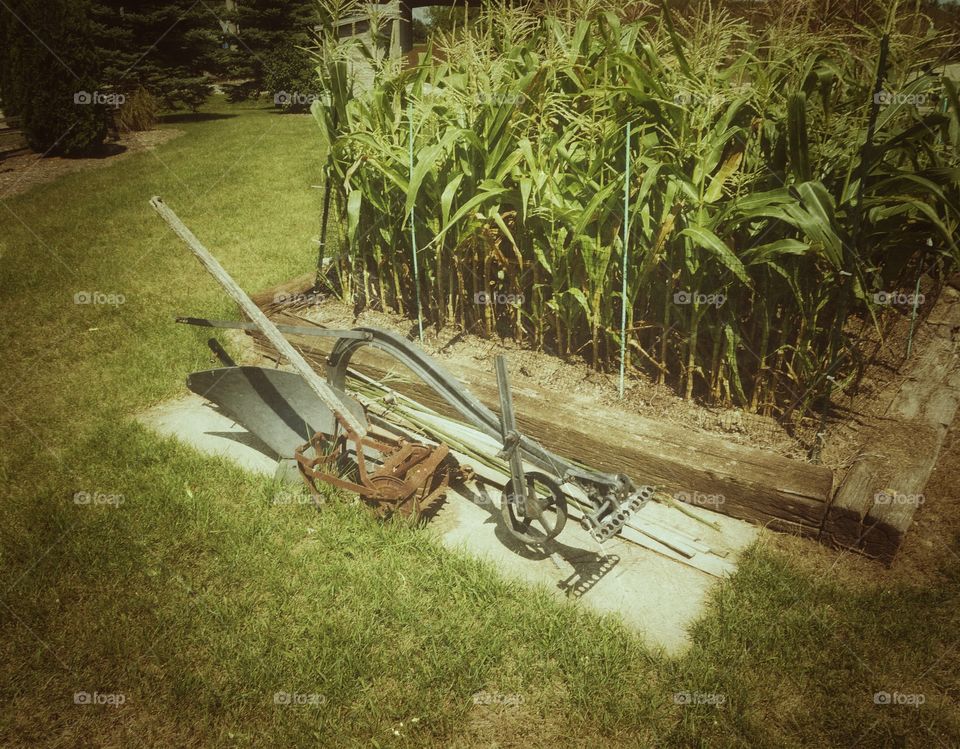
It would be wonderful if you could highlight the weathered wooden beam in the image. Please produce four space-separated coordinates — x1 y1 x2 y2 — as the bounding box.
250 272 317 314
822 286 960 563
247 308 834 536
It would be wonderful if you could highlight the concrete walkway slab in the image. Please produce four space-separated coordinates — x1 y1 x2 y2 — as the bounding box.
137 393 758 654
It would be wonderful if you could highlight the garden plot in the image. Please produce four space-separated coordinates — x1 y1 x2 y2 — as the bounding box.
248 279 837 537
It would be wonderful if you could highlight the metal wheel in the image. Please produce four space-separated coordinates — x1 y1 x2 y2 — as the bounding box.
501 471 567 545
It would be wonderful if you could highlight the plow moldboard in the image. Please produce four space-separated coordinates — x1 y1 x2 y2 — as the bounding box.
186 366 366 459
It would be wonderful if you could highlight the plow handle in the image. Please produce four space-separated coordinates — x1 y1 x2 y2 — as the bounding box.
150 196 367 437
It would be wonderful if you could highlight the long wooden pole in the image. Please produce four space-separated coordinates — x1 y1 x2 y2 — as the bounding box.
150 196 368 437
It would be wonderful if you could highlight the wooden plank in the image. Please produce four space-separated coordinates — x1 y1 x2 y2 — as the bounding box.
508 391 832 536
824 423 943 562
0 129 27 153
247 308 834 537
249 272 317 314
821 456 877 550
822 285 960 563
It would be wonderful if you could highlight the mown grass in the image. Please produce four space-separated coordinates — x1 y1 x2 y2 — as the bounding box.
1 98 958 748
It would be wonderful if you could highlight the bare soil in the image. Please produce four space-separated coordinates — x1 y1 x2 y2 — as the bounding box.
0 128 184 199
819 275 959 487
292 275 951 494
299 295 818 460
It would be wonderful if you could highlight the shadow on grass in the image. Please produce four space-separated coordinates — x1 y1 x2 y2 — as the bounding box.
62 142 130 160
159 111 238 124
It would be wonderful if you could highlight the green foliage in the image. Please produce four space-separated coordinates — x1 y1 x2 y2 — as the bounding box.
412 17 429 44
218 0 320 103
264 45 323 111
312 0 960 420
114 85 158 132
424 4 474 35
0 0 109 155
87 0 214 111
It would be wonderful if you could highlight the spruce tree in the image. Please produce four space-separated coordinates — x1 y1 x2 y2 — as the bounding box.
87 0 215 111
220 0 321 108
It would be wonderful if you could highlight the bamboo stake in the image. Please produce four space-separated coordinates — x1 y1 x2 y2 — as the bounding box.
150 196 367 437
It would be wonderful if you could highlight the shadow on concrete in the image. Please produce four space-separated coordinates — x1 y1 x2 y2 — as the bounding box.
457 480 621 599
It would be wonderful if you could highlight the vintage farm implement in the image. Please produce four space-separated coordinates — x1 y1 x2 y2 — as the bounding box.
152 197 654 547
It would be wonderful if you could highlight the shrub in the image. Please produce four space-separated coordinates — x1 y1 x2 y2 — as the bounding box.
264 46 322 111
114 86 158 132
0 0 109 155
224 80 262 103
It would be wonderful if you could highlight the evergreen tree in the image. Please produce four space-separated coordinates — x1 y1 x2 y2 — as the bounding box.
219 0 321 108
424 5 473 35
87 0 215 111
0 0 109 154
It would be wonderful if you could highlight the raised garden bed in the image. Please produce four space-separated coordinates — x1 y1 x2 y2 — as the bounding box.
230 273 960 565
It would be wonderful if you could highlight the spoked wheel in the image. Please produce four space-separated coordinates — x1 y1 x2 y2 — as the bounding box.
501 471 568 545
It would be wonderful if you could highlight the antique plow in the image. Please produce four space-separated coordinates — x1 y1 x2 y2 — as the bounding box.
152 196 654 546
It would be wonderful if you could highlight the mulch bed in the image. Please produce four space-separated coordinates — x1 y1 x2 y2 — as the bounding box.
0 128 184 199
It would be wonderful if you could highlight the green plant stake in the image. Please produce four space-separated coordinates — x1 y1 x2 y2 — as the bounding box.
619 121 632 398
409 100 424 342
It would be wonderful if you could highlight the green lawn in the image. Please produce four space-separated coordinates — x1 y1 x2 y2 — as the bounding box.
1 99 958 748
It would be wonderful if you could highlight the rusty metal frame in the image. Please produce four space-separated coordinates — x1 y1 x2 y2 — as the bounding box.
294 413 455 519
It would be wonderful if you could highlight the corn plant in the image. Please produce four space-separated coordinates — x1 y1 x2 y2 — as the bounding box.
310 0 960 424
